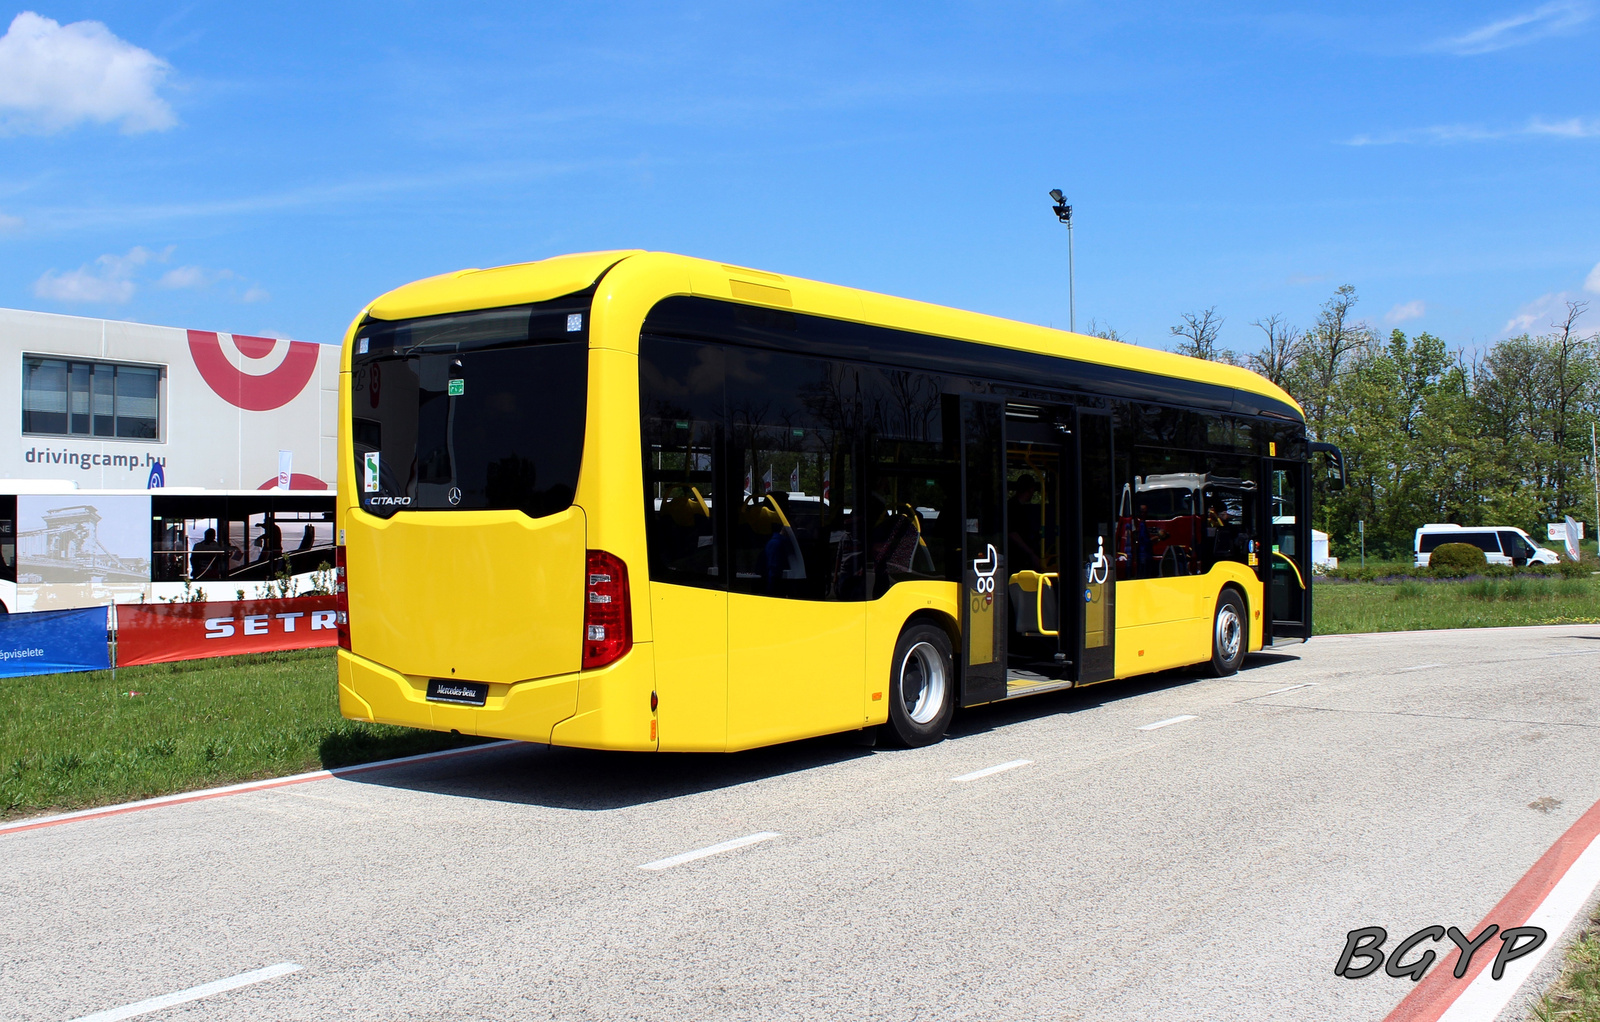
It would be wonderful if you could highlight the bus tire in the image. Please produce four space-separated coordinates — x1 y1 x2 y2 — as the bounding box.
884 623 955 747
1208 589 1246 677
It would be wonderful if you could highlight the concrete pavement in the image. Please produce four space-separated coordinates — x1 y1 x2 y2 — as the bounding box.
4 625 1599 1021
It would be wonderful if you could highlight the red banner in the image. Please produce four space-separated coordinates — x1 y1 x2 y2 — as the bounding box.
116 595 339 666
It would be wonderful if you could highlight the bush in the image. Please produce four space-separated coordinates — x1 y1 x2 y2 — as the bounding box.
1558 557 1592 579
1430 542 1487 577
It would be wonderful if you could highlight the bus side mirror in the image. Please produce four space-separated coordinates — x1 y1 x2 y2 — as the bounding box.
1308 442 1345 491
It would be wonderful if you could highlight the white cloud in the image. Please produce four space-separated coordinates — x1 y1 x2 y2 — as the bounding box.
33 246 160 303
157 264 237 290
32 246 266 305
1527 116 1600 137
1385 300 1427 325
1503 291 1575 334
0 211 21 231
1430 1 1592 55
0 12 176 135
1345 124 1499 145
1343 116 1600 145
156 265 206 289
1585 262 1600 293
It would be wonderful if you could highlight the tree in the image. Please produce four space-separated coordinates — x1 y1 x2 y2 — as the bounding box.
1145 286 1599 562
1471 301 1598 525
1083 318 1124 343
1170 307 1234 363
1244 314 1303 390
1298 285 1370 441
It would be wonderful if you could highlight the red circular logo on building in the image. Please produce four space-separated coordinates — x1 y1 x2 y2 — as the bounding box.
187 330 319 411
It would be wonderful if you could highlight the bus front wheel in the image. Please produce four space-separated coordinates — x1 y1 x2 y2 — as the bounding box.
885 623 955 747
1208 590 1246 677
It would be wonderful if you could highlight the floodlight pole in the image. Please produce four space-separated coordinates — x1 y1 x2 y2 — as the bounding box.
1592 421 1597 559
1068 216 1076 333
1049 190 1075 333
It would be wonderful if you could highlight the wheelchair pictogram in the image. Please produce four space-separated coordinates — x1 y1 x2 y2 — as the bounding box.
1086 535 1109 586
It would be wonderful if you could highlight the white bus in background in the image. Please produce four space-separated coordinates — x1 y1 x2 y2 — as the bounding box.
0 482 336 613
1413 523 1559 568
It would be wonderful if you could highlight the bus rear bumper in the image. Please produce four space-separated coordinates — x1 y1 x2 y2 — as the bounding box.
337 648 580 744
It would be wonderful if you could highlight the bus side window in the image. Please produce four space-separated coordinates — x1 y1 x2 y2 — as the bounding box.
151 514 190 582
726 352 861 601
640 337 726 590
861 373 958 596
1123 448 1206 580
0 495 14 584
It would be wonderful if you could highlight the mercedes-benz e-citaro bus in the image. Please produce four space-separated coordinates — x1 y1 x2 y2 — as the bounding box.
334 251 1340 752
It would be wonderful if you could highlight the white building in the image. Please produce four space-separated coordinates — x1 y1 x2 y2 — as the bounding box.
1312 529 1336 569
0 308 341 612
1 306 339 491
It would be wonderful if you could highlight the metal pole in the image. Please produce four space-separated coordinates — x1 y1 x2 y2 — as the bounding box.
1359 520 1365 568
1048 190 1075 333
1592 421 1597 561
1067 218 1076 334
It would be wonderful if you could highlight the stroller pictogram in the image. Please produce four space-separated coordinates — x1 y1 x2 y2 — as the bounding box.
971 543 999 593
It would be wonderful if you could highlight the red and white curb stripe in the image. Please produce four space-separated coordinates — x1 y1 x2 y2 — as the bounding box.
0 740 517 836
1385 793 1600 1022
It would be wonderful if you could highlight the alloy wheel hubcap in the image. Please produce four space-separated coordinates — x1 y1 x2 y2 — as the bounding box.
899 641 947 725
1217 607 1242 662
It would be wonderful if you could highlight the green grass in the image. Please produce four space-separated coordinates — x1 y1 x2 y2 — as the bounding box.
0 648 484 821
1315 574 1600 634
1529 906 1600 1021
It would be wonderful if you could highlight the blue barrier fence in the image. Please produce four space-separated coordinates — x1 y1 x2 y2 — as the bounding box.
0 607 111 679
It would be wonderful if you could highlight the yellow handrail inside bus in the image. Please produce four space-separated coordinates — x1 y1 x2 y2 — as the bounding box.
763 493 792 529
1036 572 1059 636
1273 550 1305 589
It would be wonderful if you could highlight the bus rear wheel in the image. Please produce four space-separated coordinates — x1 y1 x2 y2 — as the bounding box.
885 623 955 747
1208 590 1246 677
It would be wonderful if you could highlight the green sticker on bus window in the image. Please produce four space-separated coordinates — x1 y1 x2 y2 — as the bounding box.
448 379 464 396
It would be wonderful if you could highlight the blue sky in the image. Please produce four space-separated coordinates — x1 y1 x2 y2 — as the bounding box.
1 2 1597 354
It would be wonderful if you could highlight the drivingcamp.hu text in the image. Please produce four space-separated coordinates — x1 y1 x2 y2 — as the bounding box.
22 447 166 472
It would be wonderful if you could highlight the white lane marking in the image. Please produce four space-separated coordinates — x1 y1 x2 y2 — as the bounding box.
69 962 301 1022
639 831 780 871
1396 663 1445 672
1436 833 1600 1022
1136 715 1198 731
951 759 1033 783
1263 683 1317 695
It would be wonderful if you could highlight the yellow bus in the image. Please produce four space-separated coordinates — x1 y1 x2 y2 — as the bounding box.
334 251 1342 751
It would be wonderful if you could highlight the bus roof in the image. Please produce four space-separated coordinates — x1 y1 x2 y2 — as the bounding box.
358 250 1304 420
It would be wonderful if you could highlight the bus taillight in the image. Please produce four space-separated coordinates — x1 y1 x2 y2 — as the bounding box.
334 545 351 651
583 550 632 670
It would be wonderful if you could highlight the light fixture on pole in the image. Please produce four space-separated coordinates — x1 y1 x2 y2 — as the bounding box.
1048 189 1075 333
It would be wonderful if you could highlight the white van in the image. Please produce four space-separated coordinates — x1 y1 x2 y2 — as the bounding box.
1413 524 1559 568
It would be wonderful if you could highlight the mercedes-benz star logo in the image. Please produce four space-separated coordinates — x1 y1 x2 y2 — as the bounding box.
447 487 462 506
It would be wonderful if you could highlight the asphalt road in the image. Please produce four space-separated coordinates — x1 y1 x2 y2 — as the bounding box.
5 625 1600 1022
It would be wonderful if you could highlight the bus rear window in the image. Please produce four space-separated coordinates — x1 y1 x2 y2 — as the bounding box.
351 301 589 519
